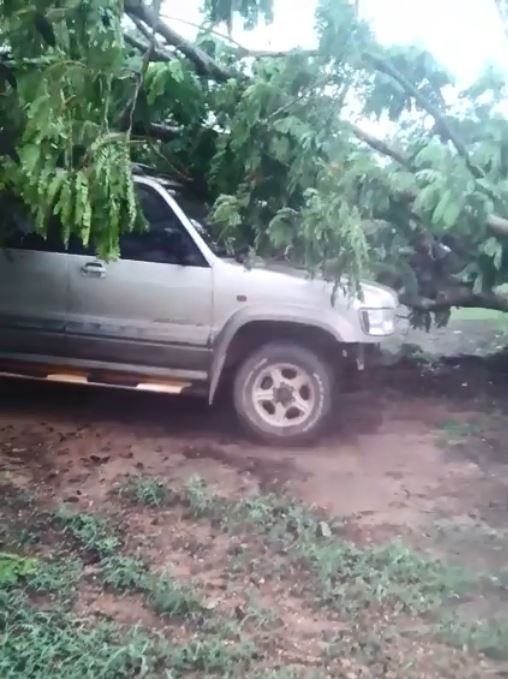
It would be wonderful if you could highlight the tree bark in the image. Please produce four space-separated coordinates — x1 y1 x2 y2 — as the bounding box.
125 1 232 81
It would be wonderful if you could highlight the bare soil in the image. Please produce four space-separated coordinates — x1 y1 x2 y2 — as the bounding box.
2 317 508 677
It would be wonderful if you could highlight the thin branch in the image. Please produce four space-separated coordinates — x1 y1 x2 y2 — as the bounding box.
122 1 161 135
160 13 317 58
366 52 485 181
125 1 232 81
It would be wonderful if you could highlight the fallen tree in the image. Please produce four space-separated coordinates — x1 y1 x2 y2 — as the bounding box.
1 0 508 326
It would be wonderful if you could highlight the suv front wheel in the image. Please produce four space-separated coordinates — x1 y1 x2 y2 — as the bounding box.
233 342 333 444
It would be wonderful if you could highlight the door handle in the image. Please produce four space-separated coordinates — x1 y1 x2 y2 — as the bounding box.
81 261 106 278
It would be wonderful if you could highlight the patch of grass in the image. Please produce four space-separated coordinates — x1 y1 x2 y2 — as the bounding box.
248 670 326 679
100 555 148 592
117 476 175 508
183 474 217 517
0 588 254 679
52 507 121 559
99 555 206 621
438 419 479 438
169 635 255 674
0 553 38 587
441 617 508 659
28 557 82 596
451 308 508 323
240 588 278 630
300 538 469 613
147 574 204 619
176 478 469 615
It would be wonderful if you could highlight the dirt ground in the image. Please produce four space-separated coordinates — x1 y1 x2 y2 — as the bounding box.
2 314 508 677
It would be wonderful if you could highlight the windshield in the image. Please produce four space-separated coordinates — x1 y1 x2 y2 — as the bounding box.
189 218 226 256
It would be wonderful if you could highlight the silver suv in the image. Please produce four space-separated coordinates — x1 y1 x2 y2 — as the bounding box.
0 172 397 444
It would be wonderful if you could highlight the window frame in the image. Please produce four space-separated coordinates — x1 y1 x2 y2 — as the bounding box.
131 176 215 268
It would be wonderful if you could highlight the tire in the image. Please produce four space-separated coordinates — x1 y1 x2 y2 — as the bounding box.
233 342 334 445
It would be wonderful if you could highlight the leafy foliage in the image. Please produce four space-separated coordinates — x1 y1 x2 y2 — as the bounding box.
0 553 38 587
1 0 508 316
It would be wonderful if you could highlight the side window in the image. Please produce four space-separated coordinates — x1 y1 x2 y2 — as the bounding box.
120 185 206 266
1 198 64 253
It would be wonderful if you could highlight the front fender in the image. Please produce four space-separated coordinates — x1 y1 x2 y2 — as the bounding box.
208 306 355 404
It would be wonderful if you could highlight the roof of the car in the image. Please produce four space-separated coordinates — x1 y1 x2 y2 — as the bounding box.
132 164 186 191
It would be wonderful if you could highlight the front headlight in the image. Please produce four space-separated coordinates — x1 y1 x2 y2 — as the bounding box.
361 308 395 336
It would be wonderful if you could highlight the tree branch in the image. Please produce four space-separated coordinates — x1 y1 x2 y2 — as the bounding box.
124 32 170 62
125 1 232 81
351 123 413 169
400 287 508 312
366 52 485 181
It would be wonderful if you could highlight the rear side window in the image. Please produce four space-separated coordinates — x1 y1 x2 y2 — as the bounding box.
0 194 64 253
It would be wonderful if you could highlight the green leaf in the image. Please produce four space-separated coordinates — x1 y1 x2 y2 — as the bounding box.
168 59 185 83
481 237 504 270
442 199 462 229
0 553 38 587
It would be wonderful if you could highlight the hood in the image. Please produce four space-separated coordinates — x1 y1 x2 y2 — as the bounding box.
222 259 398 308
252 259 398 308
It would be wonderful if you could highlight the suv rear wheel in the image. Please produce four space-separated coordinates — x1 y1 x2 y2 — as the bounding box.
233 342 333 444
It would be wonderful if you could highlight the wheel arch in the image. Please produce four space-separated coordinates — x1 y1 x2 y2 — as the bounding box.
208 313 342 404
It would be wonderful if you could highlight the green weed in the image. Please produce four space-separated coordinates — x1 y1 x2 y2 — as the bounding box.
0 553 38 587
117 476 175 507
298 538 468 613
248 670 326 679
183 475 217 517
28 557 82 596
240 587 278 630
438 419 480 446
100 555 148 592
181 479 469 614
171 636 255 673
441 617 508 659
0 587 256 679
52 507 121 558
147 574 204 618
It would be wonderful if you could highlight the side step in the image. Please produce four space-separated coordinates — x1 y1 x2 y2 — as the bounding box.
0 358 208 396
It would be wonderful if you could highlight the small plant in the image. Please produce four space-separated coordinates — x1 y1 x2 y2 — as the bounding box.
117 476 174 507
101 555 148 592
0 553 38 588
146 574 204 618
438 419 479 446
52 507 121 558
441 617 508 659
297 538 469 613
171 636 255 674
183 475 217 517
240 588 278 630
28 558 82 596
